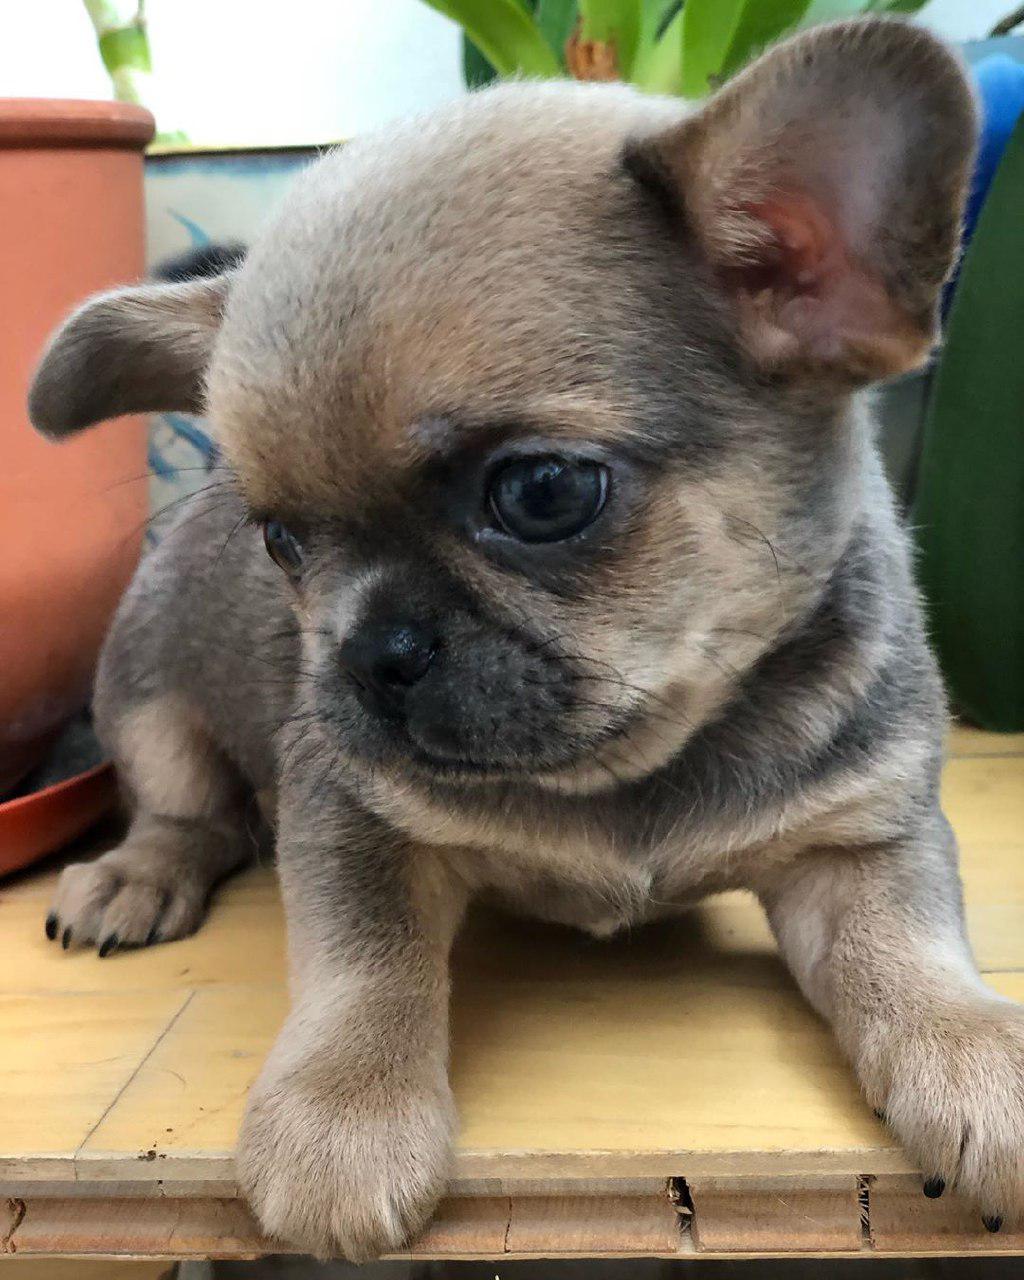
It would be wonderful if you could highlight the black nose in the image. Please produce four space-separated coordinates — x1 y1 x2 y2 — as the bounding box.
339 619 439 709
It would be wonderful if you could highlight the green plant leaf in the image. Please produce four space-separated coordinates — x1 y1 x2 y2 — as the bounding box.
873 0 931 12
577 0 641 75
463 0 548 85
912 117 1024 730
681 0 813 97
423 0 561 77
798 0 872 21
632 1 683 90
638 0 682 48
537 0 579 65
463 37 499 87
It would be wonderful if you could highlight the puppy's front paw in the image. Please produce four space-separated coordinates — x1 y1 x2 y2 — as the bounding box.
45 848 207 955
238 1053 455 1260
869 999 1024 1231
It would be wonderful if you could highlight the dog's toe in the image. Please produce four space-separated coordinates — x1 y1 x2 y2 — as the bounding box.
46 860 120 950
45 853 206 954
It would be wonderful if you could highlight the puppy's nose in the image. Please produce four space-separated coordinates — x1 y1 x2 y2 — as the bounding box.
340 619 438 708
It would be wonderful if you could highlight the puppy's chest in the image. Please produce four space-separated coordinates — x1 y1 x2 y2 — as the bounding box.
366 777 711 934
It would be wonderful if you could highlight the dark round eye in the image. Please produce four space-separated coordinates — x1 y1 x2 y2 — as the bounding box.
488 456 609 543
262 518 303 575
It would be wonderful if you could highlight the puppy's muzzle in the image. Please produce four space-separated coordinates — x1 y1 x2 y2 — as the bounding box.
339 618 439 716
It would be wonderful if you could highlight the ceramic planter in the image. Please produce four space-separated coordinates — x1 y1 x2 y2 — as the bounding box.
0 99 154 799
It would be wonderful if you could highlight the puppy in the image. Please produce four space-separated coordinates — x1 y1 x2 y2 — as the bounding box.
28 18 1022 1260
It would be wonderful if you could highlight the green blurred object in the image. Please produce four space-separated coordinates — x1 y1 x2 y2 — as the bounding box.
463 37 499 87
912 115 1024 731
440 0 931 95
432 0 560 78
537 0 580 61
577 0 642 76
680 0 812 96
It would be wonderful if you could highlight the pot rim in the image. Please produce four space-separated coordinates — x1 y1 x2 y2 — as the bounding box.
0 98 154 149
0 760 112 818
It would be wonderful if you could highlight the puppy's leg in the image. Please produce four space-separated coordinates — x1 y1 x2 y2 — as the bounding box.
47 695 253 954
237 770 468 1262
759 816 1024 1230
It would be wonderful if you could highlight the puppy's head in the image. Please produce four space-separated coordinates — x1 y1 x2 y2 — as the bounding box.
31 20 974 791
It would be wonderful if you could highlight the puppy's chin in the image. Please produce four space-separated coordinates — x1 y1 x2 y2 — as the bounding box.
334 697 709 798
324 696 641 790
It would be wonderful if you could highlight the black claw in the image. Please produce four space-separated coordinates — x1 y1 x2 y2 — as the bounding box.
61 927 72 950
45 913 58 941
923 1177 945 1199
144 924 160 948
983 1215 1003 1234
873 1108 887 1123
98 934 119 959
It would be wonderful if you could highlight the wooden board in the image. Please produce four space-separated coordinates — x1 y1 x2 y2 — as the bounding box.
0 1264 173 1279
1 727 1022 1259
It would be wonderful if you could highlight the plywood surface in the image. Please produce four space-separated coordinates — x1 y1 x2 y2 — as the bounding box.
1 728 1022 1202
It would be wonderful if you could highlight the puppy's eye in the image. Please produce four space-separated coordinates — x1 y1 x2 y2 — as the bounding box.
262 518 303 575
488 456 608 543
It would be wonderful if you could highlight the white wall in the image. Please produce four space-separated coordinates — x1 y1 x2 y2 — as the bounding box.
0 0 464 144
0 0 1015 147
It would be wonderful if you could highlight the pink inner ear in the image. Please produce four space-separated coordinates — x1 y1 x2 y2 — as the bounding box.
727 191 926 378
743 191 845 299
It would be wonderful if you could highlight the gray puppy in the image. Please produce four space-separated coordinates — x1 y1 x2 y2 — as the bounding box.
28 18 1022 1260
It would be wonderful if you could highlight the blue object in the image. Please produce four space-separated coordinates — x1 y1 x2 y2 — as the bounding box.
940 50 1024 319
966 54 1024 246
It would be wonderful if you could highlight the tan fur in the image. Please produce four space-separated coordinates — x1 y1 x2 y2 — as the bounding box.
116 695 231 818
761 838 1024 1216
239 842 467 1261
49 695 252 949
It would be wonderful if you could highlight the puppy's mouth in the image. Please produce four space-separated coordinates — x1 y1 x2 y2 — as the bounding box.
354 702 645 785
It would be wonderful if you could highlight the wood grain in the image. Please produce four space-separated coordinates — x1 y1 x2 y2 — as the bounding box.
869 1174 1024 1255
504 1194 682 1254
5 1197 266 1260
0 989 188 1180
687 1176 862 1253
948 724 1024 758
0 1264 173 1279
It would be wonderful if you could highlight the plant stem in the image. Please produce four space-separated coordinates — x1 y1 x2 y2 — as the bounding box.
83 0 150 104
991 3 1024 35
82 0 188 143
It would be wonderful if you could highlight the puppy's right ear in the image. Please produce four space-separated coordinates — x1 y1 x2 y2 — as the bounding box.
623 19 976 385
28 274 230 440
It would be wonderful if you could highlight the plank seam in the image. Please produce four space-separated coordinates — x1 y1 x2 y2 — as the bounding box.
72 988 198 1170
858 1174 874 1252
1 1197 26 1254
668 1174 694 1252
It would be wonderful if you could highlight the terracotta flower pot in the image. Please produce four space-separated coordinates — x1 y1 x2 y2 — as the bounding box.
0 99 154 798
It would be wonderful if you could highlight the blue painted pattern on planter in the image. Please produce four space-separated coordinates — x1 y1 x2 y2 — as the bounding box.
144 147 322 538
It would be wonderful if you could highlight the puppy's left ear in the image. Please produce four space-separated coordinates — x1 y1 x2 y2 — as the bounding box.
626 19 976 384
28 273 230 440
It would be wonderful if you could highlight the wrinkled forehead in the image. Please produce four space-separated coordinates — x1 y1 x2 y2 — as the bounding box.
208 84 697 514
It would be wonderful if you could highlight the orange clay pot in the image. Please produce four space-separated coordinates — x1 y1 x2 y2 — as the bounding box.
0 100 154 798
0 763 117 878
